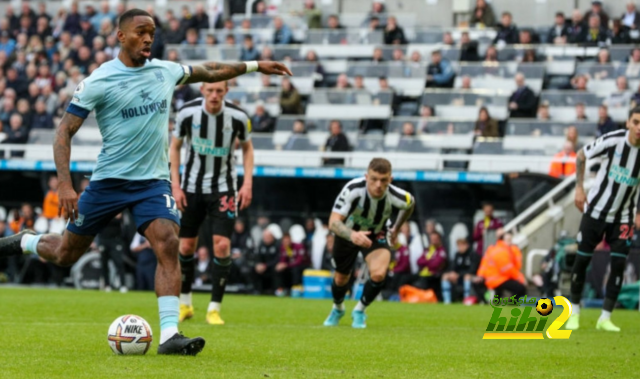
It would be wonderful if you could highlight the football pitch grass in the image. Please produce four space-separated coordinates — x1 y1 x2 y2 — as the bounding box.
1 287 639 379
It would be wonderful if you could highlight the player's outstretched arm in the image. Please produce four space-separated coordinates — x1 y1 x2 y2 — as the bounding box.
574 149 588 212
185 61 293 84
53 112 84 222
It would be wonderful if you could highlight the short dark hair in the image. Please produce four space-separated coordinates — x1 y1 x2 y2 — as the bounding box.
629 105 640 119
118 9 152 29
368 158 392 174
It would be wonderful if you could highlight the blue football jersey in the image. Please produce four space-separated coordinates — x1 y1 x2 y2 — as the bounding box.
67 58 191 182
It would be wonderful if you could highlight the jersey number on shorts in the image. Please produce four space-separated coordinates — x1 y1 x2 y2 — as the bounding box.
219 195 236 212
163 194 177 210
620 224 634 240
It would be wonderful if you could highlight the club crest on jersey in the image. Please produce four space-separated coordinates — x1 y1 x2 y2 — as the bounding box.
75 214 85 227
154 70 165 82
74 81 85 93
118 81 129 90
139 89 151 102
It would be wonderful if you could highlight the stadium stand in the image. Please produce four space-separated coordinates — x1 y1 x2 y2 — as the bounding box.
1 0 640 302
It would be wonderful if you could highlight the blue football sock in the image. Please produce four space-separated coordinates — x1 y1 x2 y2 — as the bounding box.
158 296 179 344
441 280 452 304
463 279 471 298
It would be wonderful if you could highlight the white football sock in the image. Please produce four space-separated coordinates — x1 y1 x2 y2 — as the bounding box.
333 303 345 312
207 302 221 313
599 310 611 322
179 293 192 306
160 327 179 344
354 301 366 312
572 305 580 315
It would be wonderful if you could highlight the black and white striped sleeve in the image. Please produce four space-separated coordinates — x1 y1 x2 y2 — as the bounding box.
332 185 359 217
583 130 625 159
388 184 414 210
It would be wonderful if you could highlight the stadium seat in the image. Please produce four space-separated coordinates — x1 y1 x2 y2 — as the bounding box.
472 139 504 155
447 223 469 259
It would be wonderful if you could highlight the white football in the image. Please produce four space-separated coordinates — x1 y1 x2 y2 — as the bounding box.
107 315 153 355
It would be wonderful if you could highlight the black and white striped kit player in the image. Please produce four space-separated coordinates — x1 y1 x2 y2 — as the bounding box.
583 129 640 224
332 177 413 235
173 98 251 194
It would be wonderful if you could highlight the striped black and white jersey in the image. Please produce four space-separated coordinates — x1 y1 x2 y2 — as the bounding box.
584 129 640 224
332 177 414 234
173 98 251 194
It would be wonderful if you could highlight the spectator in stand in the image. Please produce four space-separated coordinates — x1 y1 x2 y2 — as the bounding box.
130 232 157 291
442 32 454 47
387 223 413 295
9 203 36 234
27 82 40 105
300 0 322 29
192 3 210 30
416 231 447 300
251 228 280 294
365 1 386 25
323 120 350 166
273 16 293 44
471 0 496 27
251 102 276 133
549 141 577 179
508 73 537 118
379 76 399 115
368 16 381 32
596 48 612 64
230 219 253 285
79 16 97 48
6 68 28 99
172 83 197 112
477 229 526 298
261 75 276 88
548 12 569 44
484 45 499 62
334 73 352 89
31 99 54 129
40 85 57 115
284 119 310 151
572 74 588 91
578 14 608 46
493 12 519 45
473 202 503 255
607 76 632 108
575 102 588 121
327 14 343 30
474 107 499 137
321 233 335 271
626 48 640 78
518 30 534 45
597 104 619 136
260 46 274 61
3 113 29 146
305 50 326 88
384 16 406 45
584 0 609 28
183 28 200 45
280 77 303 115
537 102 551 121
0 31 16 56
460 32 479 62
391 48 405 64
274 233 309 296
622 2 640 31
225 34 236 46
353 75 366 90
372 47 385 63
441 238 474 304
397 122 416 151
460 76 472 89
426 50 455 88
521 49 538 63
165 19 185 44
194 246 212 286
91 1 115 32
418 105 435 133
240 35 260 61
610 19 631 44
41 175 60 220
567 9 585 43
566 126 581 150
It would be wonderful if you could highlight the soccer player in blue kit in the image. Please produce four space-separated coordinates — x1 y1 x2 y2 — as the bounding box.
0 9 292 356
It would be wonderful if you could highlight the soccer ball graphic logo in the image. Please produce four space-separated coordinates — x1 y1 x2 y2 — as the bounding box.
536 298 553 316
107 315 153 355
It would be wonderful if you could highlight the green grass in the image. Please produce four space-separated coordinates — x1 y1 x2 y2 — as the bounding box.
0 288 639 379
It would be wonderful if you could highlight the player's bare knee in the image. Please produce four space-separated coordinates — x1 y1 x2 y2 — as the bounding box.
370 272 386 283
154 235 180 263
213 238 230 258
179 239 197 256
334 272 350 286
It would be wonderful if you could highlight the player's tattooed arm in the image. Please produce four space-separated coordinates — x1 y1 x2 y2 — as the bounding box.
186 61 293 84
575 149 587 189
53 112 84 185
329 213 353 241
